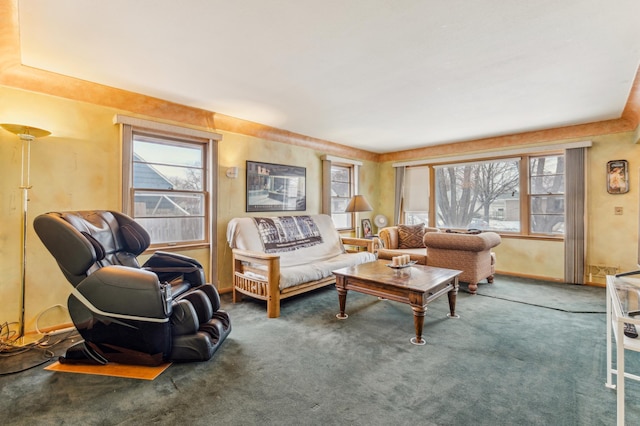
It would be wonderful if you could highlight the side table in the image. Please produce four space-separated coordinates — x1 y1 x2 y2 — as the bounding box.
605 274 640 425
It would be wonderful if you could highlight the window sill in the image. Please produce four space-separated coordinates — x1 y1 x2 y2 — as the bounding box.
498 233 563 242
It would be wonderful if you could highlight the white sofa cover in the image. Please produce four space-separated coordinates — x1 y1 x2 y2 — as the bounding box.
227 214 377 317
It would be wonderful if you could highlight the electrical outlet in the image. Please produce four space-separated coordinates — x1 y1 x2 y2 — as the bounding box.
615 206 623 215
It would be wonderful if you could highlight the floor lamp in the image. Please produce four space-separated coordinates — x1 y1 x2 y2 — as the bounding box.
1 123 51 344
344 194 373 238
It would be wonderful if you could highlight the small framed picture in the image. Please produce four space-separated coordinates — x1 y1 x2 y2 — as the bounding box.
607 160 629 194
361 218 373 238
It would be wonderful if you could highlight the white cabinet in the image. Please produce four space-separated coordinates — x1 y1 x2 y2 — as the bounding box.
606 274 640 425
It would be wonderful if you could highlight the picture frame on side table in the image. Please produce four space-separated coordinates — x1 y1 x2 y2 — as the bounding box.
362 218 373 238
607 160 629 194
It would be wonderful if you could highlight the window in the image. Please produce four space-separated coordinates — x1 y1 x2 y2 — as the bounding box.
330 164 353 229
435 159 520 232
321 155 363 231
117 115 220 247
130 133 207 245
529 155 565 235
426 153 566 236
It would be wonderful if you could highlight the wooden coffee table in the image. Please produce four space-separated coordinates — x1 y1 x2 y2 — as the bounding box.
333 260 462 345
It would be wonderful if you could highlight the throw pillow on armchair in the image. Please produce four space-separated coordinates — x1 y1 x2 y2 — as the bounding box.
397 224 426 249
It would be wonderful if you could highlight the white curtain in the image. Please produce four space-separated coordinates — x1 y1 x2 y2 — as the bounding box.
403 166 429 212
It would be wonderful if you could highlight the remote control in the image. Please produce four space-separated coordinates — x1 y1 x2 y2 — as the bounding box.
624 322 638 338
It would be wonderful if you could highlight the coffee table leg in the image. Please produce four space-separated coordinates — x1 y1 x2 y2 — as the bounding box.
447 277 460 319
410 306 426 345
335 278 348 319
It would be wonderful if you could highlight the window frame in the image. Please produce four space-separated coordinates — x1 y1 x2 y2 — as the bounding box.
527 153 566 236
330 162 355 231
434 157 522 233
322 155 362 232
401 151 566 239
117 115 221 250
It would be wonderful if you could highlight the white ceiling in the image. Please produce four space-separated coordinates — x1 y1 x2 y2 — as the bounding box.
17 0 640 154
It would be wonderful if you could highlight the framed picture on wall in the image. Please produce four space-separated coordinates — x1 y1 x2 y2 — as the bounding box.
607 160 629 194
246 161 306 212
362 218 373 238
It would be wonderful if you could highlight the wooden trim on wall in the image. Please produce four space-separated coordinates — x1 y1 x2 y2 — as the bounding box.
114 114 222 141
379 118 634 163
622 69 640 126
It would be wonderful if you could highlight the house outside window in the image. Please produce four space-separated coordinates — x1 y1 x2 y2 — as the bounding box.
130 133 207 245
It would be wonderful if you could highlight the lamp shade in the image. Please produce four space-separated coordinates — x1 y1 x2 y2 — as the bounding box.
344 194 373 213
1 123 51 140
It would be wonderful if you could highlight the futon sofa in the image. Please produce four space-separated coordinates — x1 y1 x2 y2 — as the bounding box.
377 224 501 294
226 214 378 318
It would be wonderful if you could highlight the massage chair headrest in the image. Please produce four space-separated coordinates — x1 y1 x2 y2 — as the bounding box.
34 210 151 286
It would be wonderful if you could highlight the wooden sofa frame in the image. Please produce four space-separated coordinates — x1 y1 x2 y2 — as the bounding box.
232 237 378 318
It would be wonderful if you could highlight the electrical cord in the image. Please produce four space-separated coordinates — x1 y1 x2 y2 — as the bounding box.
0 302 80 376
0 321 18 343
467 289 606 314
0 321 76 354
34 303 72 335
0 303 75 351
0 323 80 375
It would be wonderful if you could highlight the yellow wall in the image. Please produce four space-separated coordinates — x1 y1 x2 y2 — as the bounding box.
215 130 377 289
1 87 123 330
377 130 640 284
494 238 564 280
587 131 640 283
2 82 640 333
0 85 378 330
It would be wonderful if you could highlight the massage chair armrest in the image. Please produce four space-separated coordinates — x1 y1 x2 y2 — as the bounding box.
423 231 501 252
75 266 171 319
142 251 206 290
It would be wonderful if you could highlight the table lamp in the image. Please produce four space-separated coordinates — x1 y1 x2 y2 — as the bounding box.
344 194 373 238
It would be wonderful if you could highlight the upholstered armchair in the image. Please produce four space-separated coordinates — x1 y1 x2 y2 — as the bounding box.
423 231 501 294
377 224 439 265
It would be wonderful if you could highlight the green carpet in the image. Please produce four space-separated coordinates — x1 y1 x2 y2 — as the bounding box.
1 276 639 425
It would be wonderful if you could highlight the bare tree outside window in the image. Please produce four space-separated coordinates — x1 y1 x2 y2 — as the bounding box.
436 160 520 231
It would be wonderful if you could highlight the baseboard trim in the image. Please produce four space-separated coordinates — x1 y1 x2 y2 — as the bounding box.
495 270 564 283
495 270 606 288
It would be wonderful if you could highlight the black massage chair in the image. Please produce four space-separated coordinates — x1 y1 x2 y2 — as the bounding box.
33 210 231 366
